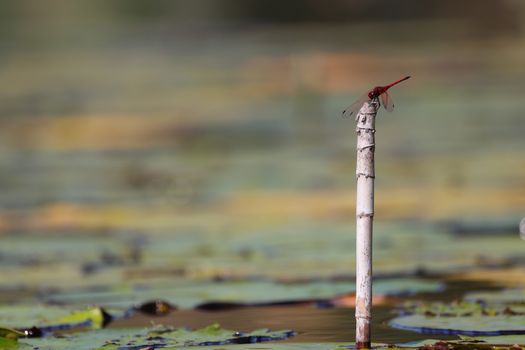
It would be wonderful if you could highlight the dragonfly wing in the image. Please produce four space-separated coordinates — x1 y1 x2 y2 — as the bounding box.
380 92 394 112
342 94 370 119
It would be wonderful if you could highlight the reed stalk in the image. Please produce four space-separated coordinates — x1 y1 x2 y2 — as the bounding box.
354 99 379 349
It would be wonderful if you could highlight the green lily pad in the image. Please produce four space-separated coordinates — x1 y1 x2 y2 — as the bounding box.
465 289 525 305
53 306 110 329
0 304 109 336
145 323 295 346
402 339 525 348
46 278 441 309
14 324 295 350
186 344 352 350
0 337 22 350
1 221 522 301
389 314 525 336
460 334 525 345
400 301 525 317
0 327 24 340
0 305 83 329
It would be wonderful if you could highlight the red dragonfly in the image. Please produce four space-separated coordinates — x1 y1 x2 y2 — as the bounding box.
342 76 410 119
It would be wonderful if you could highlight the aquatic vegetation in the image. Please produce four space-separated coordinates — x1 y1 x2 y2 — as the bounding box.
390 314 525 336
0 11 524 348
43 278 441 310
0 323 295 350
399 301 525 317
391 295 525 336
465 289 525 306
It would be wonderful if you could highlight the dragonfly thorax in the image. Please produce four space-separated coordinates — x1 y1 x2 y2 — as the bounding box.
368 86 387 99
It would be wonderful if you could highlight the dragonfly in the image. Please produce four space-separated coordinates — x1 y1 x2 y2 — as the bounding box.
342 76 410 119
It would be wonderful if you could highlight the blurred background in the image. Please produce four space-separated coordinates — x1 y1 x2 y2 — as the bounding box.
0 0 524 303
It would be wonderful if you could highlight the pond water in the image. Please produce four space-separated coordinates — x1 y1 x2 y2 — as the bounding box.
1 3 525 348
112 305 424 343
108 280 496 343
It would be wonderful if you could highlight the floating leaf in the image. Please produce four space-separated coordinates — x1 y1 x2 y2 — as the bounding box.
399 339 525 349
53 306 111 329
400 301 485 317
146 323 296 346
180 344 352 350
399 301 525 317
389 314 525 336
0 337 21 349
0 304 111 337
465 289 525 306
0 327 24 340
1 221 522 302
460 334 525 345
46 278 441 310
15 324 295 350
398 339 445 347
0 305 79 329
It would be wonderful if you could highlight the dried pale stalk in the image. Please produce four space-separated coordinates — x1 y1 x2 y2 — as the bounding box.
355 99 379 349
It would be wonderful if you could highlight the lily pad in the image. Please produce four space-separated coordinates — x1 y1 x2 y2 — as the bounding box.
460 334 525 345
145 323 295 346
0 337 21 350
1 220 522 300
0 305 86 329
465 289 525 306
187 345 351 350
402 339 525 348
389 314 525 336
13 324 295 350
399 301 525 317
0 304 110 336
0 328 24 340
45 278 442 309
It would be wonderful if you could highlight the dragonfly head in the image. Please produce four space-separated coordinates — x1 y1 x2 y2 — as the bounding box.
368 87 382 100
